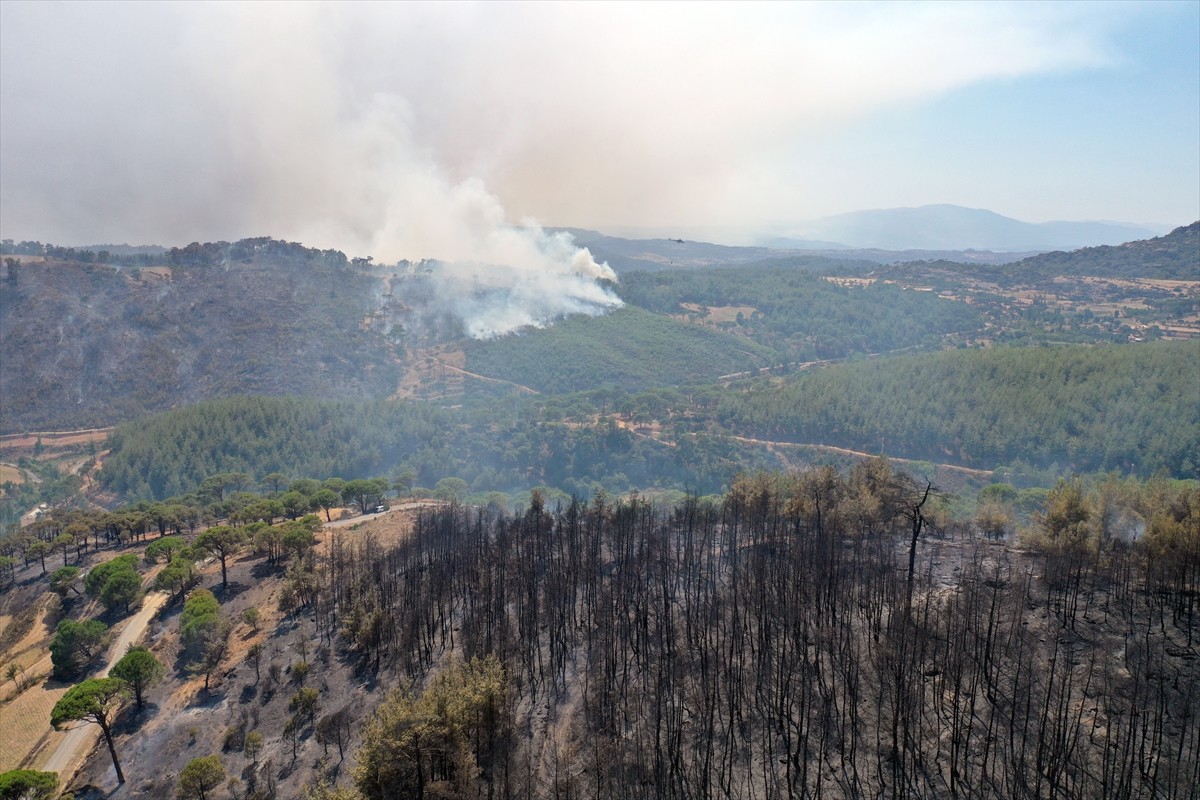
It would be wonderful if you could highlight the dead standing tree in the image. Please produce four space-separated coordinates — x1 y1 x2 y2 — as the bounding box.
898 477 934 612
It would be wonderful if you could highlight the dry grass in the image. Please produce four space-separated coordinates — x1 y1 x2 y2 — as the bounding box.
1072 276 1200 291
0 428 112 453
0 554 166 775
0 464 25 485
319 506 425 551
393 345 467 399
679 303 759 323
0 594 67 769
0 594 53 658
823 276 878 287
0 594 66 767
0 677 70 771
0 650 53 702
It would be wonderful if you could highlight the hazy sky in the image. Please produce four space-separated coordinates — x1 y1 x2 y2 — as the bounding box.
1 1 1197 258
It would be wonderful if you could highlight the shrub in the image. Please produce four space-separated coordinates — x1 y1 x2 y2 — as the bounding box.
177 755 224 800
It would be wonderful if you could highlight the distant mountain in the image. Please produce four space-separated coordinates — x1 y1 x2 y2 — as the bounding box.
555 228 790 272
553 228 1035 272
782 204 1168 252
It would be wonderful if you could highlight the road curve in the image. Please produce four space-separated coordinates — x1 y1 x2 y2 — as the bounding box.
40 591 169 779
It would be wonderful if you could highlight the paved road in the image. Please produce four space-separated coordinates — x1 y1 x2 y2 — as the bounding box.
41 591 169 779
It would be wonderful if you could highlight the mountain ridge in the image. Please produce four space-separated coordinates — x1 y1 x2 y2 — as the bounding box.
781 204 1168 251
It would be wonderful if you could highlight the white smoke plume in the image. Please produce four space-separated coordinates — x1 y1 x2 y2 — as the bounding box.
177 6 625 339
3 1 1178 333
1 3 625 338
415 217 622 339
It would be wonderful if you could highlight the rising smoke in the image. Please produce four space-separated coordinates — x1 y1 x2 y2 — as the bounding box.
1 3 1139 338
365 173 621 338
1 3 625 339
181 6 626 340
416 224 621 340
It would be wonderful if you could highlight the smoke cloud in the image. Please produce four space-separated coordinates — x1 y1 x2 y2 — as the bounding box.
1 3 633 337
414 219 621 340
3 2 1183 332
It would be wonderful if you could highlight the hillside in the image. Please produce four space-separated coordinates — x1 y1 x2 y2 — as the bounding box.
0 240 402 433
885 222 1200 283
89 339 1200 515
1008 221 1200 280
95 394 774 503
4 466 1192 799
3 228 1195 434
619 267 982 359
463 306 779 394
554 228 1040 270
717 341 1200 477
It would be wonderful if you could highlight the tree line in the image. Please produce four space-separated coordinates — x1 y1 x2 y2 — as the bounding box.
464 305 779 395
95 395 768 504
618 266 983 360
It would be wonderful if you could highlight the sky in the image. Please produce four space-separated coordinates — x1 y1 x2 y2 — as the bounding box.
1 0 1197 259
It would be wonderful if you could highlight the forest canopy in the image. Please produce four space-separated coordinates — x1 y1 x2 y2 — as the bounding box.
619 266 982 359
717 340 1199 477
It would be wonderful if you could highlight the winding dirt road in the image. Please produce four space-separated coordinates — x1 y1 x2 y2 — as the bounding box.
434 359 542 395
40 591 169 781
726 435 996 479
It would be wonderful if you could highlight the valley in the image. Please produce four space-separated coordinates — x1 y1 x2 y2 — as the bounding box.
0 224 1197 800
3 5 1198 798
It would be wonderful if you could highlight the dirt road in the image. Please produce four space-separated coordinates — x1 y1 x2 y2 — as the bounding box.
434 360 542 395
0 428 113 451
727 435 996 479
40 591 169 780
324 501 444 530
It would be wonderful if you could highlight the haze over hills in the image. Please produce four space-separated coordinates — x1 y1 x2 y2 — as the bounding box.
2 222 1197 434
556 227 1038 272
0 240 403 433
1008 220 1200 280
2 223 1197 800
766 204 1169 252
5 203 1166 274
2 6 1198 800
875 221 1200 285
554 204 1173 271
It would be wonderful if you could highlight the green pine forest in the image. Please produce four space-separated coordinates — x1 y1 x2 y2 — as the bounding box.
464 306 778 394
714 341 1199 477
94 340 1199 508
2 229 1198 517
618 266 983 358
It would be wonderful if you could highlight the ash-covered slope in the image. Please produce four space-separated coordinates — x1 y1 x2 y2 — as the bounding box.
0 239 402 432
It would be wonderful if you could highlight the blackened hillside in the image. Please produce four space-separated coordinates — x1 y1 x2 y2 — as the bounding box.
0 239 401 432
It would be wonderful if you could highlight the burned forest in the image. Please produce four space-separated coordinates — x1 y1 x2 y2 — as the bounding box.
317 464 1199 800
3 7 1199 797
